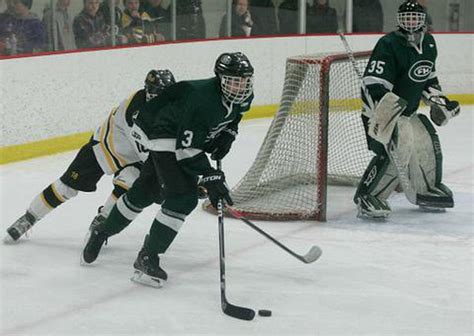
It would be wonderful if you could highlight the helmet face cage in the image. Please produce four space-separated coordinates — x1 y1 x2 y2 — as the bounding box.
220 75 254 104
145 69 176 101
215 52 254 104
397 11 426 33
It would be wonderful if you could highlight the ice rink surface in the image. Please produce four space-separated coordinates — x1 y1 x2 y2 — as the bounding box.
1 107 473 336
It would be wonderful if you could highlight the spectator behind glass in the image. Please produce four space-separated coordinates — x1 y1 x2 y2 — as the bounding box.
98 0 123 26
142 0 170 40
352 0 383 33
417 0 433 32
278 0 298 34
73 0 110 49
43 0 76 51
0 0 16 54
121 0 163 44
307 0 338 34
219 0 260 37
0 0 46 55
176 0 206 40
250 0 278 35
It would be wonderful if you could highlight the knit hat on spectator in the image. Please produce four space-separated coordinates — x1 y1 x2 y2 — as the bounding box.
19 0 33 9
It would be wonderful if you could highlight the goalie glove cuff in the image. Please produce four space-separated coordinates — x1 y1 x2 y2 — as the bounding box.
430 99 460 126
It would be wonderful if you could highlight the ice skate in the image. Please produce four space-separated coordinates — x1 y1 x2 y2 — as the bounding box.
4 212 37 243
81 224 109 265
130 236 167 288
356 195 391 220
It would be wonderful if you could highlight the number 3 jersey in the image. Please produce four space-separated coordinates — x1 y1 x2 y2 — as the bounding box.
92 89 149 175
362 31 439 117
130 77 253 176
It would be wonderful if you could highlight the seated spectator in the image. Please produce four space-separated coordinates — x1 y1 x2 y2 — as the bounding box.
142 0 170 40
307 0 338 34
0 0 16 54
278 0 298 34
219 0 260 37
73 0 110 49
43 0 76 51
121 0 162 44
352 0 383 33
0 0 46 55
98 0 123 26
250 0 278 35
176 0 206 40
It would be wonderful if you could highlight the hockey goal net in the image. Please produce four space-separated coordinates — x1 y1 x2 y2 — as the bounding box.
209 51 373 221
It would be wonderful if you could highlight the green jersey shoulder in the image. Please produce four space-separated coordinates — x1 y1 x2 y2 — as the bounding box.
131 77 253 175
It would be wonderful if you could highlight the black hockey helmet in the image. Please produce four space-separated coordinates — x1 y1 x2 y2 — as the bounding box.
397 1 426 34
144 69 176 101
214 52 254 104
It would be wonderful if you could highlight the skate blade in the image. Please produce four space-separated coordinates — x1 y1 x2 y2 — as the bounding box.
357 210 390 221
130 270 164 289
418 206 447 213
3 234 17 244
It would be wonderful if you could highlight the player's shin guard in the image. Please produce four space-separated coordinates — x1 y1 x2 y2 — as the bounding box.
409 115 454 209
354 154 399 219
5 180 78 242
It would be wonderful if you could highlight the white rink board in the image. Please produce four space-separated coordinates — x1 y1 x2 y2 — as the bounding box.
1 34 473 147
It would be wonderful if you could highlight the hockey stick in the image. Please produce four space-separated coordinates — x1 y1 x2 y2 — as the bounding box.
216 160 256 321
338 33 417 204
226 207 322 264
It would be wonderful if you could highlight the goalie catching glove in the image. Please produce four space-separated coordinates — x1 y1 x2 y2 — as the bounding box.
200 169 233 209
422 86 460 126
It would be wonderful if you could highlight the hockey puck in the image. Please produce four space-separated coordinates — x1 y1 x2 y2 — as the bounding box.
258 309 272 317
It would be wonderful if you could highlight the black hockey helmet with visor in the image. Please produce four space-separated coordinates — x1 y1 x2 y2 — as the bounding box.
144 69 176 101
214 52 254 104
397 1 426 34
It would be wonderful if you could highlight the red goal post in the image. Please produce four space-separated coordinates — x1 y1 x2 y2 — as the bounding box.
205 51 373 221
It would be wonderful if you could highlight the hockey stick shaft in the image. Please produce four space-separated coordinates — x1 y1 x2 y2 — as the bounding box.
216 160 255 321
338 33 417 204
226 207 322 264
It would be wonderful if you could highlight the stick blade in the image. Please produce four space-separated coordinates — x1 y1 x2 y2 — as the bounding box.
223 302 255 321
302 246 323 263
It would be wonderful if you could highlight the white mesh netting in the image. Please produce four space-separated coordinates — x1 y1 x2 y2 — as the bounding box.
215 52 373 221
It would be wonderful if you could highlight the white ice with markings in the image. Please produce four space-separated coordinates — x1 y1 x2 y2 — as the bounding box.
1 106 473 335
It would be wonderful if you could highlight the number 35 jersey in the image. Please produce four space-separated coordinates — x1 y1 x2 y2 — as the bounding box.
130 77 253 176
92 90 149 175
362 31 439 117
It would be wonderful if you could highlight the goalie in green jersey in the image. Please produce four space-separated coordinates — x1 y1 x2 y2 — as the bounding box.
81 52 255 287
353 1 461 219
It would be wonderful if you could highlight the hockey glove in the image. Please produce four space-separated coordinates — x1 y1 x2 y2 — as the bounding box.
422 85 460 126
201 170 233 209
209 128 237 160
429 98 460 126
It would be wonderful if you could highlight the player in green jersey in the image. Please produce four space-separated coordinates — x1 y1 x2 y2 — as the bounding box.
81 52 254 287
353 1 461 219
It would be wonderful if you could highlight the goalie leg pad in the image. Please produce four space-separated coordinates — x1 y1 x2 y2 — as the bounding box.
408 115 454 208
354 155 399 219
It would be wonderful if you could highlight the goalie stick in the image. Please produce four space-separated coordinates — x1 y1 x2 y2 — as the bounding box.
226 207 322 264
216 160 256 321
338 33 417 204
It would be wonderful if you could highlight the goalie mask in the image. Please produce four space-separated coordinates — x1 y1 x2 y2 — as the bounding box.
214 52 254 104
397 1 426 44
144 69 176 101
